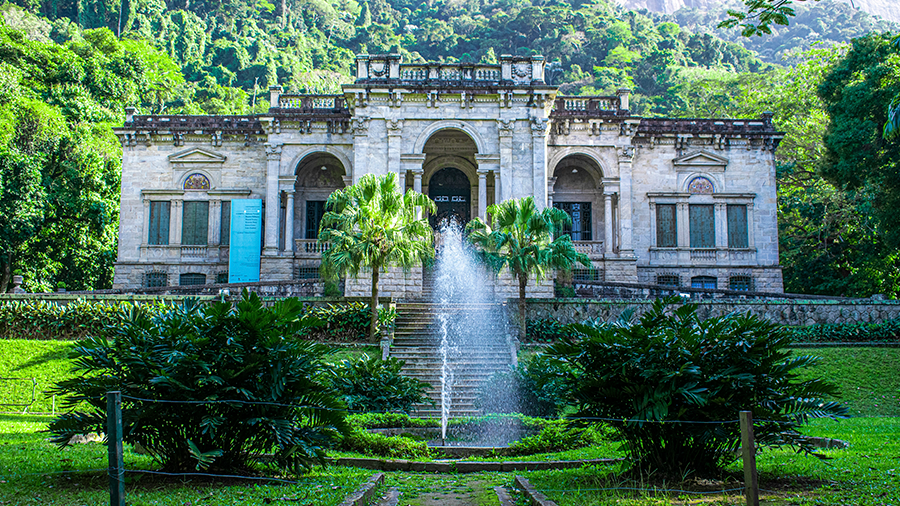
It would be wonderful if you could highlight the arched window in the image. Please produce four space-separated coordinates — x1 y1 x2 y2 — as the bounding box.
688 177 714 194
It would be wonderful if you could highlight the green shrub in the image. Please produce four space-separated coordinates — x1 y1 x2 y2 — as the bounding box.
504 422 610 456
326 354 430 414
0 299 167 340
347 412 438 429
789 319 900 343
548 297 848 477
48 291 349 474
477 354 569 417
340 428 433 459
525 318 573 343
298 303 396 342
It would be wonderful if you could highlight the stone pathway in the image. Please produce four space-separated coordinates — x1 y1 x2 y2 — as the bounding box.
375 474 515 506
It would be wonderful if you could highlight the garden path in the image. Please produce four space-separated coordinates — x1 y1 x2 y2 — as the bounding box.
376 473 513 506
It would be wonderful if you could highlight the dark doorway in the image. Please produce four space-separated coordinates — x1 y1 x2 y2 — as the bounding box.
428 167 471 227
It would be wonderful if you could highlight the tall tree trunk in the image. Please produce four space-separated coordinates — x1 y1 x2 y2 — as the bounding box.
518 271 527 342
370 267 380 342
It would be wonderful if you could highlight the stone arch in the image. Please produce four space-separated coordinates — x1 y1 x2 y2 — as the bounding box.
548 149 607 181
178 169 215 190
288 146 352 179
550 153 607 243
292 151 349 246
423 155 478 186
413 121 485 154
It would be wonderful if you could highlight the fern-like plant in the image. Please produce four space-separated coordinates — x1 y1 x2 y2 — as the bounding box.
548 297 849 477
48 291 349 474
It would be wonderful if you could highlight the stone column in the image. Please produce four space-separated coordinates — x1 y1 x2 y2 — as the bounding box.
531 118 549 209
210 200 221 245
477 169 488 220
498 120 513 201
264 143 282 254
617 147 635 256
387 119 402 190
677 201 690 248
284 190 295 253
493 171 501 207
412 169 423 193
547 177 557 207
649 202 657 247
142 199 150 245
746 202 755 249
714 202 727 248
604 193 614 255
352 117 370 184
172 200 183 245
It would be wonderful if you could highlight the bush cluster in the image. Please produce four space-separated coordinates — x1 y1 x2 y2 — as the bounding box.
299 302 396 342
326 355 430 414
477 354 569 418
339 429 433 459
789 319 900 343
504 422 610 457
525 318 571 343
0 299 163 340
346 413 438 429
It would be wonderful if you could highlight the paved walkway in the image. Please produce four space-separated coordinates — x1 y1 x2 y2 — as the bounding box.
375 474 515 506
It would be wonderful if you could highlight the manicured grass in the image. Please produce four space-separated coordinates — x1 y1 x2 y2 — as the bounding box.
0 414 373 506
794 347 900 416
519 417 900 506
0 340 74 413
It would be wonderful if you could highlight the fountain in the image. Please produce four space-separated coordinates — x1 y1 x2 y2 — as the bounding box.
431 220 516 442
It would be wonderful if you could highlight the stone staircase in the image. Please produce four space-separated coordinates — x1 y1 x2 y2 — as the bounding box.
390 301 513 418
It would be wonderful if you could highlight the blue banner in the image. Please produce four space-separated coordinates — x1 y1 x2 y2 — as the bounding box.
228 199 262 283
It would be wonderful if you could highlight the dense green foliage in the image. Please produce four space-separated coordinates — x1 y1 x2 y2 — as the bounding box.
48 292 350 473
504 422 609 457
339 428 433 459
790 318 900 343
299 302 396 341
467 197 589 340
326 354 430 413
0 299 139 339
320 173 435 341
525 318 570 343
548 298 847 476
477 354 569 418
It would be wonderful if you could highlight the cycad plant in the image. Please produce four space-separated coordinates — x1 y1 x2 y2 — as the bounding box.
467 197 590 340
548 297 849 477
48 291 349 474
319 173 436 341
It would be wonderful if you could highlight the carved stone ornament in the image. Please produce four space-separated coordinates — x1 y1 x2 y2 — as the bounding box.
184 173 210 190
387 119 402 133
265 143 283 160
619 146 634 160
497 119 514 135
514 63 530 79
530 118 548 134
352 117 370 135
370 61 387 77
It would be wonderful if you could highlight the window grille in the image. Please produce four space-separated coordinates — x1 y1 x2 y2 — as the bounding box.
182 201 209 246
572 269 600 281
179 273 206 286
296 266 320 279
727 205 749 248
143 271 167 288
220 201 231 245
655 204 676 247
306 201 326 239
216 271 229 284
729 276 752 291
657 275 680 287
691 276 717 290
689 205 715 248
148 201 170 245
554 202 593 241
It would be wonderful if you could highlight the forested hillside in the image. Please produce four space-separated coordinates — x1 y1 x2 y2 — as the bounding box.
0 0 897 297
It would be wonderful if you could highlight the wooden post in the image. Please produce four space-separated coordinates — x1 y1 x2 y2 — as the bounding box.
740 411 759 506
107 391 125 506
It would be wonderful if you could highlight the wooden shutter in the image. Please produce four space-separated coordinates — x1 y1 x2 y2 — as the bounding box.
182 201 209 246
149 201 170 245
727 205 748 248
656 204 676 247
689 205 715 248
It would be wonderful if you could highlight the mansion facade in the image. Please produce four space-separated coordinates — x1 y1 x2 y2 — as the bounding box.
112 53 784 295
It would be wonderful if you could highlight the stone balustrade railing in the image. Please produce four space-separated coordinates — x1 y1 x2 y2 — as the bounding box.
573 240 605 257
552 96 622 117
398 64 502 83
294 239 331 257
277 94 345 111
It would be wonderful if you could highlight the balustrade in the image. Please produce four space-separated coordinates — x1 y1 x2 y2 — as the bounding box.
573 240 605 257
294 239 331 257
181 246 208 259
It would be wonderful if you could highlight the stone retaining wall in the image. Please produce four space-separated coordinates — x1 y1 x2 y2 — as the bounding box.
523 299 900 326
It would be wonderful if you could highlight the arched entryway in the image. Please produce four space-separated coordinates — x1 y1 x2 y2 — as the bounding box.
292 153 347 244
551 154 605 244
428 167 471 227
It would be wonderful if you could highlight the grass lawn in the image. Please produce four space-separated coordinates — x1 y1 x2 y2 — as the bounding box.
520 417 900 506
794 347 900 416
0 414 373 506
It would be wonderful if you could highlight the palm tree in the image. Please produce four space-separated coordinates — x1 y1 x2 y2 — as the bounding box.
466 197 591 341
319 173 436 341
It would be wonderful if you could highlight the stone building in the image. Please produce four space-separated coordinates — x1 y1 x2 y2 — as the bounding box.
112 53 784 295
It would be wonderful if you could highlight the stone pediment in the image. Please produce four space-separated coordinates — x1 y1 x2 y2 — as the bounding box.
673 150 728 171
168 148 226 167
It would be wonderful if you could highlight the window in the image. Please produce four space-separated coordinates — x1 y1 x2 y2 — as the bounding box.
656 204 676 247
657 275 680 287
296 266 320 279
143 271 167 288
727 205 748 248
306 201 326 239
148 201 170 245
220 201 231 246
689 204 715 248
179 273 206 286
691 276 717 289
554 202 592 241
573 268 600 281
182 201 209 246
729 276 752 291
216 271 229 284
